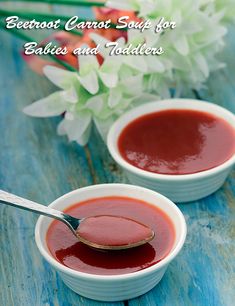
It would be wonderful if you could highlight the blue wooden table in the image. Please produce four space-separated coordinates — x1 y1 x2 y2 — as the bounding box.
0 4 235 306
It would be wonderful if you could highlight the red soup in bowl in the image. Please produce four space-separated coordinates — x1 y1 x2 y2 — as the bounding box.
46 196 175 275
118 109 235 175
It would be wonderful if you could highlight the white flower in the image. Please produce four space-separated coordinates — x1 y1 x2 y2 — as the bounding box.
23 0 230 145
106 0 227 96
23 52 156 144
23 58 96 145
107 0 228 95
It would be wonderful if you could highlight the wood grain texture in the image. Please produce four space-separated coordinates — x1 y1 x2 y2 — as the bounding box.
0 4 234 306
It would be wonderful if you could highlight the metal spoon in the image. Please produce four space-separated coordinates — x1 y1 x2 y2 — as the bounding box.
0 190 155 250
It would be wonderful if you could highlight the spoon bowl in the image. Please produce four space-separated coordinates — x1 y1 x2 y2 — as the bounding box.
77 215 155 250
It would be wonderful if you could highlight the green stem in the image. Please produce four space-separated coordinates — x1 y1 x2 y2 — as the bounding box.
0 0 106 7
0 8 80 22
0 20 77 71
0 9 83 36
0 8 126 30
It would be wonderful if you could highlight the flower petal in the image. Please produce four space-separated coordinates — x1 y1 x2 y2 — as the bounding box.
78 48 99 75
173 35 189 55
124 55 147 72
23 91 67 117
99 71 119 88
62 86 78 103
122 74 143 96
57 111 91 142
86 95 104 115
43 66 77 89
76 123 92 146
94 116 115 142
108 88 122 108
145 56 165 73
89 33 111 58
77 71 99 94
194 53 209 78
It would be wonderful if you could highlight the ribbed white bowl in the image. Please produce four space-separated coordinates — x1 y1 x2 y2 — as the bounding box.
35 184 187 302
59 267 167 301
107 99 235 203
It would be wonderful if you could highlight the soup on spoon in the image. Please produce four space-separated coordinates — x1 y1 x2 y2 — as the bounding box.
76 215 154 250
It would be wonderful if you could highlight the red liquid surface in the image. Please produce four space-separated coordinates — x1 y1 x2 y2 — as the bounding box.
118 109 235 175
77 215 153 247
46 197 175 275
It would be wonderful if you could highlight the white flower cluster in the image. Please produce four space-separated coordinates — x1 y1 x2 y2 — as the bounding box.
24 0 228 145
107 0 227 93
23 47 157 145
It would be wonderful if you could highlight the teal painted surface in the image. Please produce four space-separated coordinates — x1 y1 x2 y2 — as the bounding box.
0 5 235 306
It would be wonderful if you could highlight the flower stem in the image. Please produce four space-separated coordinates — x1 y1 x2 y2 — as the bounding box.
0 8 124 30
0 9 83 36
0 20 77 71
0 8 76 22
0 0 106 7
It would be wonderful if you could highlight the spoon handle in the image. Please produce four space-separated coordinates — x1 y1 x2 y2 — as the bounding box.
0 189 67 219
0 190 80 233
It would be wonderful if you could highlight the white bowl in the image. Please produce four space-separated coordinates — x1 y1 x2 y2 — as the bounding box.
35 184 186 302
107 99 235 202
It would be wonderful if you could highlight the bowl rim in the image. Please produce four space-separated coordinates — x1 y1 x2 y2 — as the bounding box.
107 99 235 181
35 184 187 281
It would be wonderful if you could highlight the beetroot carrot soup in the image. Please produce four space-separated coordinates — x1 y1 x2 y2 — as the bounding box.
118 109 235 175
46 196 175 275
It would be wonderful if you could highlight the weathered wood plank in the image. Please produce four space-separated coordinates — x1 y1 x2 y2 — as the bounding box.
128 24 235 306
0 27 124 306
